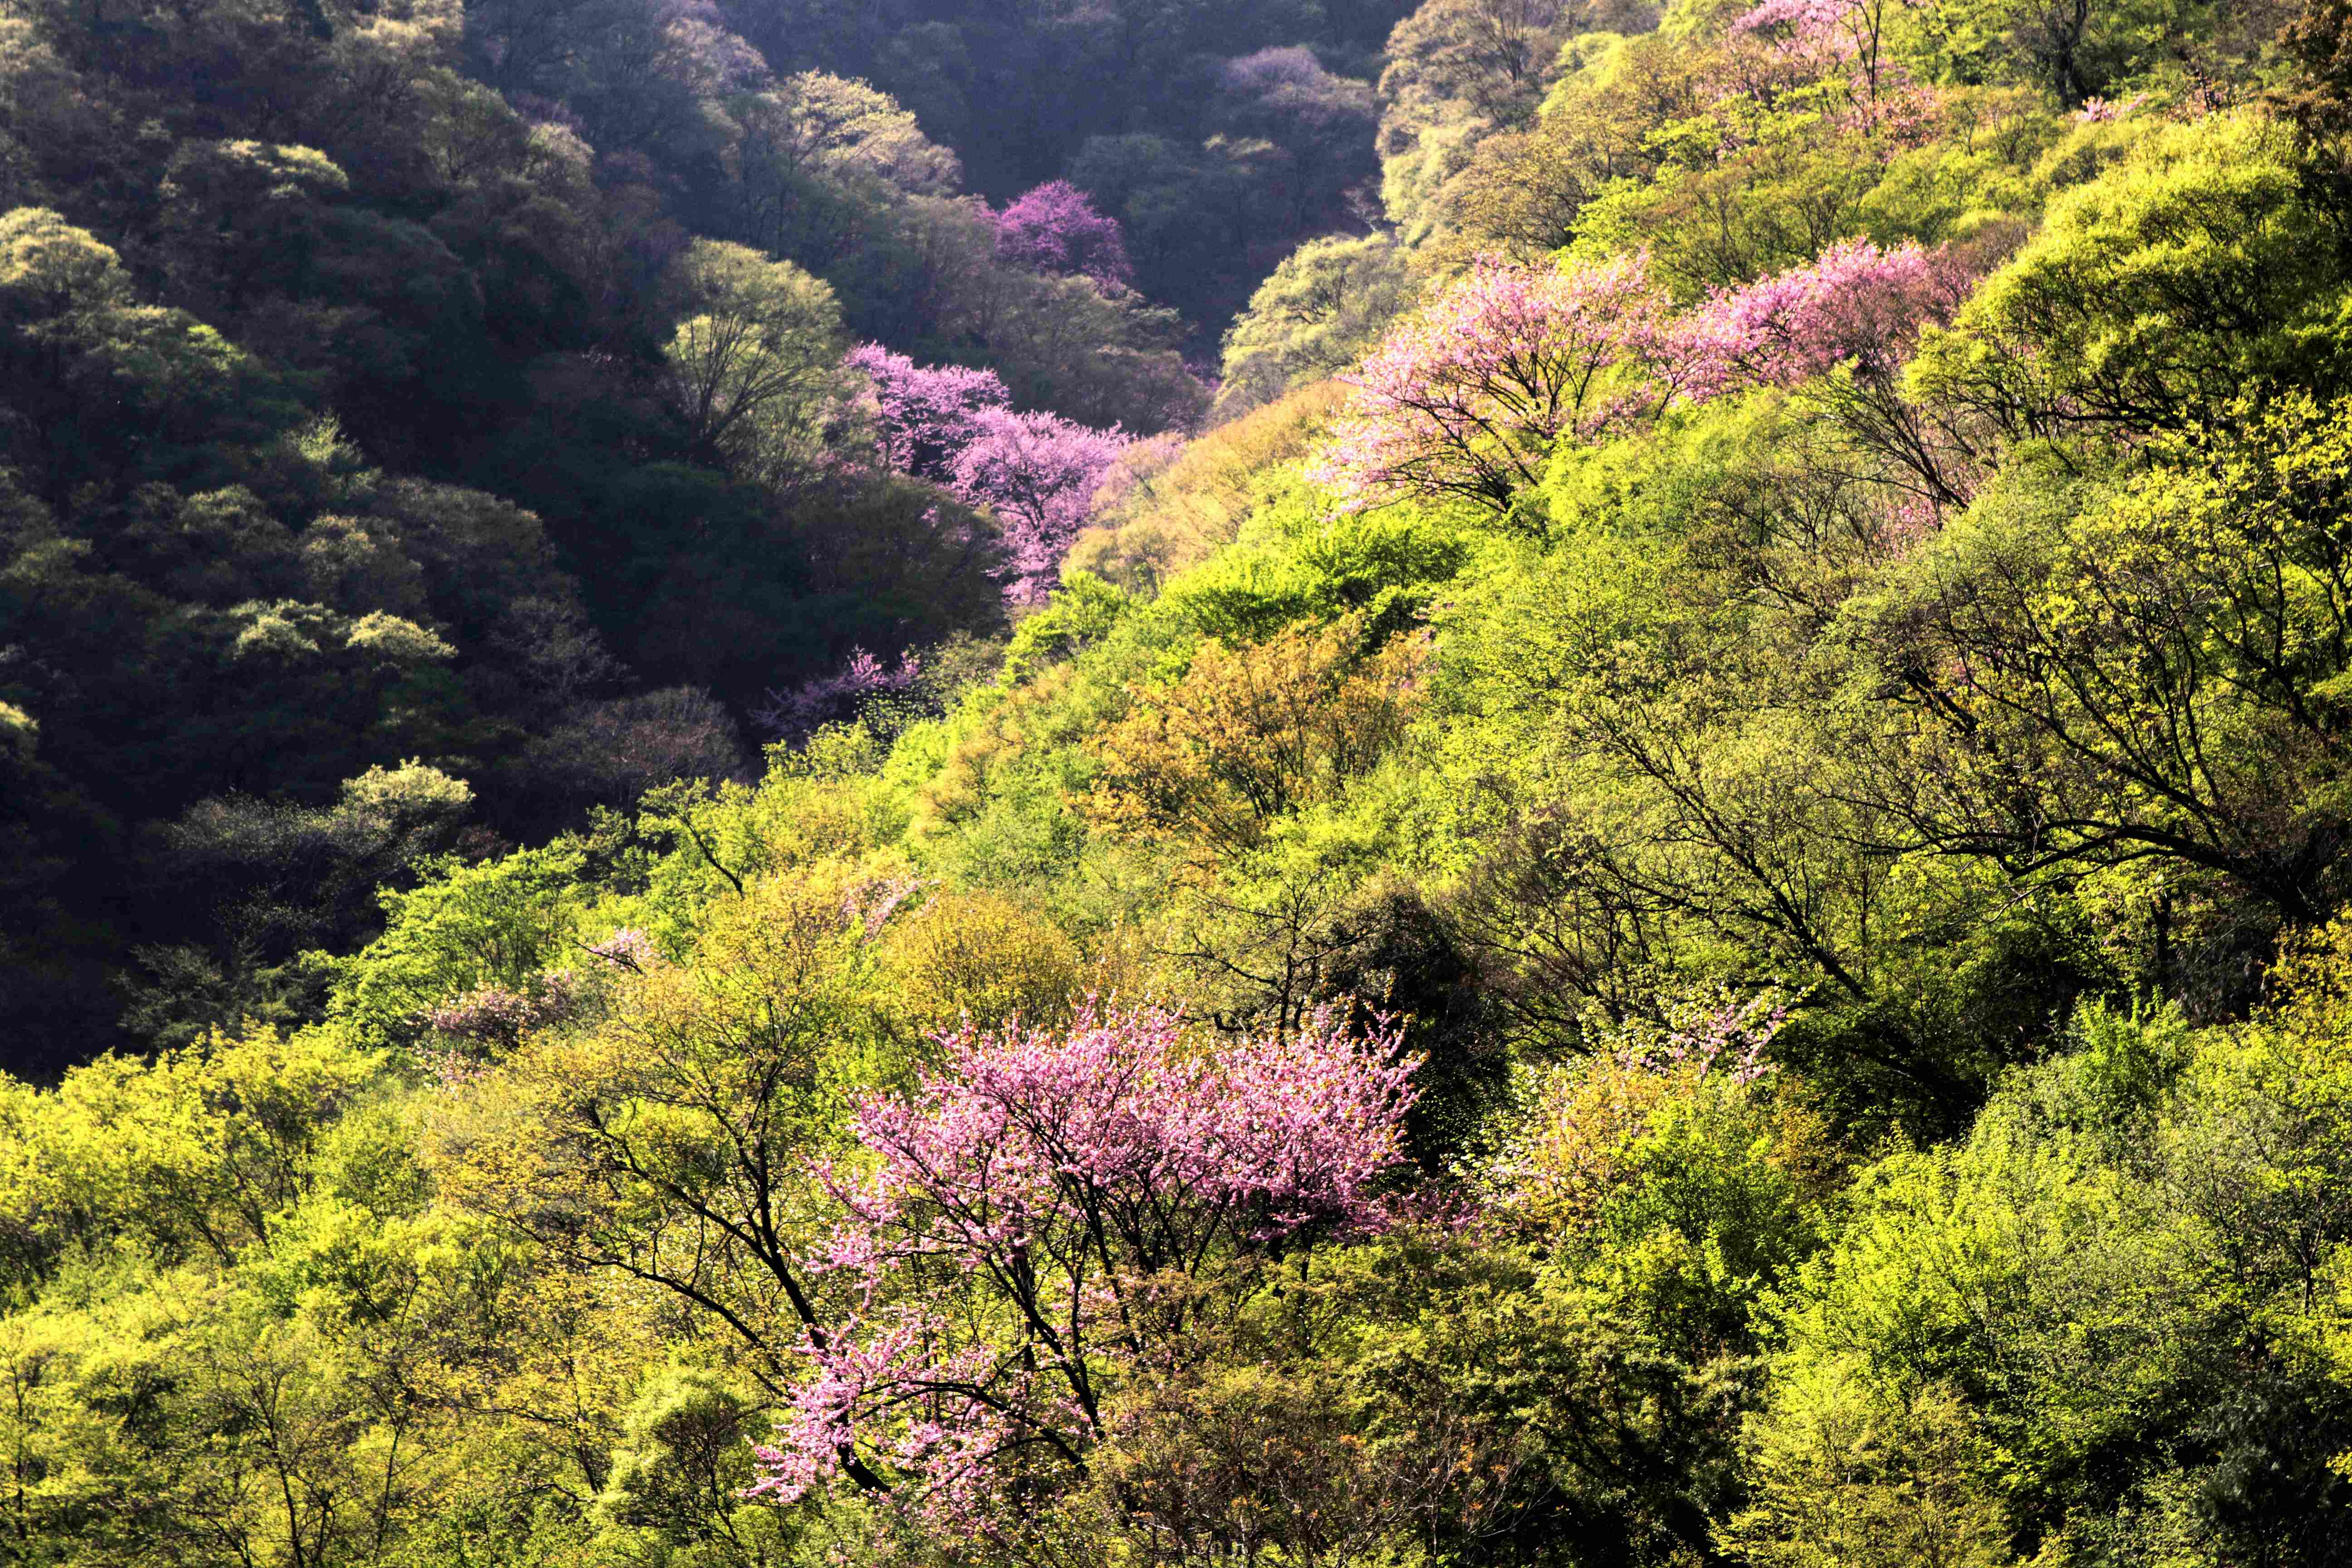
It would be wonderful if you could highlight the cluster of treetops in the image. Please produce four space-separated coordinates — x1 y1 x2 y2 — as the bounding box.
11 0 2352 1561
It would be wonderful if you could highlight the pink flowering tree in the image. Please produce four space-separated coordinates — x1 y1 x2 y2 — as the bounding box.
948 406 1133 605
1310 253 1681 517
994 180 1135 289
1673 236 1982 509
844 343 1012 482
1725 0 1938 136
747 1003 1419 1543
1317 239 1980 519
842 343 1133 603
752 645 925 742
1731 0 1878 82
1676 237 1973 397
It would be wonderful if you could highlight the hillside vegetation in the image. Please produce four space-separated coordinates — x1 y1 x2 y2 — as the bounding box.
0 0 1422 1060
9 0 2352 1563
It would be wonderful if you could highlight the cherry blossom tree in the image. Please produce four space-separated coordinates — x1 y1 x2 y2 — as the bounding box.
993 180 1135 289
844 343 1010 482
948 406 1132 605
1309 252 1680 516
746 1003 1419 1543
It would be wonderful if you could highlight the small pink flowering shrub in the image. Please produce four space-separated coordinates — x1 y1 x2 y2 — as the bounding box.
421 980 578 1047
747 1002 1419 1542
419 926 658 1052
2076 92 2149 122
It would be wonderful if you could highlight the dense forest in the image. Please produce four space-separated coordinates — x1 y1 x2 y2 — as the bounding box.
9 0 2352 1559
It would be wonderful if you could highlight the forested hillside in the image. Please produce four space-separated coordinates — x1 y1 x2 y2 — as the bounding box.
0 0 1417 1060
9 0 2352 1562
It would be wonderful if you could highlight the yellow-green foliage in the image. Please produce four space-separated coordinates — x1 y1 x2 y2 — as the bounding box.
1910 112 2352 433
1066 380 1350 592
0 1028 378 1270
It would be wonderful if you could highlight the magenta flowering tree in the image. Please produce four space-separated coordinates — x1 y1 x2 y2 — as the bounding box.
1315 239 1981 518
1731 0 1872 76
840 342 1133 603
948 405 1132 604
1676 237 1973 397
747 1003 1419 1541
844 343 1012 482
993 180 1135 289
1310 253 1681 516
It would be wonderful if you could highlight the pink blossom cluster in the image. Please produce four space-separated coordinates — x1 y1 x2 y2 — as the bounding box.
655 0 771 97
1315 240 1973 515
993 181 1135 289
421 1047 492 1092
842 873 931 940
1730 0 1859 57
419 928 661 1050
1310 252 1680 514
1676 237 1971 398
583 926 659 970
948 407 1133 605
750 1318 1033 1534
1723 0 1941 144
748 1003 1419 1536
2076 92 2148 122
1621 988 1787 1086
753 646 924 742
420 977 579 1048
843 343 1134 606
844 344 1011 483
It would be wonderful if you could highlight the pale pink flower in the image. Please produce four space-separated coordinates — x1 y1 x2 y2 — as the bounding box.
2076 92 2147 123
